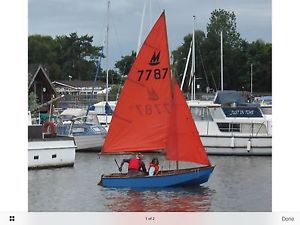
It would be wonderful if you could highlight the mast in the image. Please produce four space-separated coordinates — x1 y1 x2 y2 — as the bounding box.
187 16 196 100
85 48 103 119
180 41 192 90
191 15 196 100
48 95 53 122
188 42 193 94
193 16 196 99
149 0 152 29
105 0 110 126
220 31 224 91
250 63 253 94
137 0 147 55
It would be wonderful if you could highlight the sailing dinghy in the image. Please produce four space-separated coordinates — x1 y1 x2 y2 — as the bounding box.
98 11 214 188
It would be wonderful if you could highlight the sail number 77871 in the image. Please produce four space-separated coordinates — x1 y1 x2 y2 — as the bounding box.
136 103 171 116
137 68 168 81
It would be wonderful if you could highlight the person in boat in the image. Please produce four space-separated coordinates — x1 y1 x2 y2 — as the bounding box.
148 157 159 176
119 153 147 176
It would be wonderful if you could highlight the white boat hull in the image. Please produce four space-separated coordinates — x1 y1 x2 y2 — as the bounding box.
74 134 105 151
201 135 271 155
28 137 76 169
97 115 112 125
205 146 271 155
188 100 272 156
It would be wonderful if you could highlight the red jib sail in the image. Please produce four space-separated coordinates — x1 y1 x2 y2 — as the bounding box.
102 11 210 166
102 12 172 152
166 78 211 166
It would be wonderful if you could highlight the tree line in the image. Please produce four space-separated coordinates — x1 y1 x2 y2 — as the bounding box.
172 9 271 93
28 9 271 93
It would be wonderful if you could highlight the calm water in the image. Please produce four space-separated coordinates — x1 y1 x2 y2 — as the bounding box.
28 153 271 212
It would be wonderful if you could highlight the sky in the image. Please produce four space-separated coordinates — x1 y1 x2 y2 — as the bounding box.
28 0 271 69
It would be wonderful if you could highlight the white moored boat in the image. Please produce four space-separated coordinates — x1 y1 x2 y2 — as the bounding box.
188 91 272 155
93 101 116 128
28 123 76 169
93 91 272 155
56 108 107 151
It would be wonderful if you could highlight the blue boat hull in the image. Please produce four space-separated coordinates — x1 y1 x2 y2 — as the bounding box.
99 166 214 188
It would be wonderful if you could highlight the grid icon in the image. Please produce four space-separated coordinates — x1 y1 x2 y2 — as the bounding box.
9 216 15 222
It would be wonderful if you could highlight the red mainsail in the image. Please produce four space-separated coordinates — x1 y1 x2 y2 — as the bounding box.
102 12 210 166
102 12 172 152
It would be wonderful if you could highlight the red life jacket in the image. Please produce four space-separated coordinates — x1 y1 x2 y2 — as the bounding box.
148 163 159 174
128 158 140 170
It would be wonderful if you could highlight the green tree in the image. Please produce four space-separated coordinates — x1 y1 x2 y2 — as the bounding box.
28 35 62 80
114 51 136 76
28 33 102 81
207 9 243 48
204 9 246 90
28 92 39 112
172 9 247 93
172 9 271 93
172 30 207 92
55 33 100 80
99 69 122 85
244 40 272 92
28 35 58 64
109 84 120 101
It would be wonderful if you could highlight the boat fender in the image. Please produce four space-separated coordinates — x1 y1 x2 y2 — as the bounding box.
148 167 155 176
42 121 56 134
230 136 235 148
247 139 251 152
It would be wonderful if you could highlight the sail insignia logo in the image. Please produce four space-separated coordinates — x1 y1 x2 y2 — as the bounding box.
147 88 159 101
149 51 160 66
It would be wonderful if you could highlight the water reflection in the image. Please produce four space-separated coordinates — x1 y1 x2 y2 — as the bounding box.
29 154 271 212
103 186 214 212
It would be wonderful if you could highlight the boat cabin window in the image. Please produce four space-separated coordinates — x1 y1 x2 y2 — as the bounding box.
85 115 99 124
240 123 268 134
56 124 71 136
260 107 272 115
217 123 241 132
95 105 116 115
72 127 85 133
92 126 107 133
34 156 39 160
92 127 101 132
52 154 57 159
190 107 212 121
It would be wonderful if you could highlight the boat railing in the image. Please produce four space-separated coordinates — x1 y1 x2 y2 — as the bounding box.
257 121 271 136
250 121 271 137
255 122 264 136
